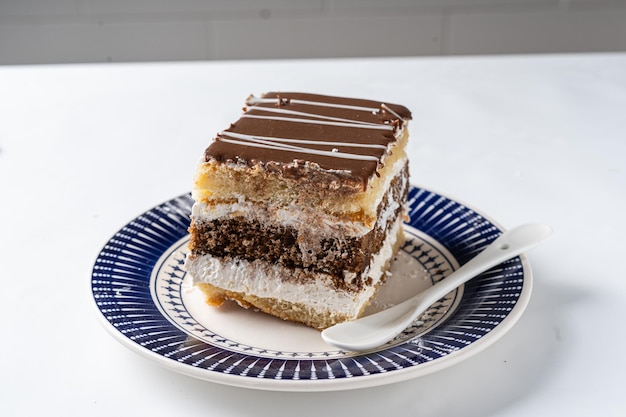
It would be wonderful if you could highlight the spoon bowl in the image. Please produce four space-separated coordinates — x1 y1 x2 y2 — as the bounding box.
321 223 552 351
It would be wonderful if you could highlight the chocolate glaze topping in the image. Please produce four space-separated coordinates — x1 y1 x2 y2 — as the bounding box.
205 92 411 185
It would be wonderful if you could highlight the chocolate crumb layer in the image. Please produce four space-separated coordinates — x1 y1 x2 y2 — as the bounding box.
189 164 409 291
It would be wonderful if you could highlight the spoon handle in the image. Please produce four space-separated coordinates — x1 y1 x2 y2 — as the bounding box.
321 223 552 351
414 223 553 311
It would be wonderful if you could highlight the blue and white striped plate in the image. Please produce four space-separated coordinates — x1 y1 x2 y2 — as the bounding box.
90 185 532 391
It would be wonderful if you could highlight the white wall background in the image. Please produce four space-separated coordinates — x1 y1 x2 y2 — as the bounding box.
1 0 625 65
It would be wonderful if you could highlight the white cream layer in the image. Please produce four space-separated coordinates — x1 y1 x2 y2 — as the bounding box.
185 215 404 319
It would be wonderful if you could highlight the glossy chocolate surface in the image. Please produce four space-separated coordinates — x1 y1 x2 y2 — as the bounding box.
205 92 411 183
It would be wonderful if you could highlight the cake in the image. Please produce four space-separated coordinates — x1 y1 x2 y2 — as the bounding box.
185 92 411 329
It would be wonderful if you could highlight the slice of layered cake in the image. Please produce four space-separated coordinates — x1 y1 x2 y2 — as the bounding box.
185 92 411 329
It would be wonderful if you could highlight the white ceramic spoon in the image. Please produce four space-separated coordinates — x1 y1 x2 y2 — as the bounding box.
322 223 552 352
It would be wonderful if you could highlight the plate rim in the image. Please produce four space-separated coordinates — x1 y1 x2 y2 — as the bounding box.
88 184 533 391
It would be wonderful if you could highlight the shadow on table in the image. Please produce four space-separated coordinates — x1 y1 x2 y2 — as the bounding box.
175 277 586 417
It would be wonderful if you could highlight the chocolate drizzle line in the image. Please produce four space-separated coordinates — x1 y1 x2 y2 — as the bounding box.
205 92 411 185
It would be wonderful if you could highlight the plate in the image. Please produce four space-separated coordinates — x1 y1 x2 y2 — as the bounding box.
90 185 532 391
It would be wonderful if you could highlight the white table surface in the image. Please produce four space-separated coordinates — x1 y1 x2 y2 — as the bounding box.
1 53 625 417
